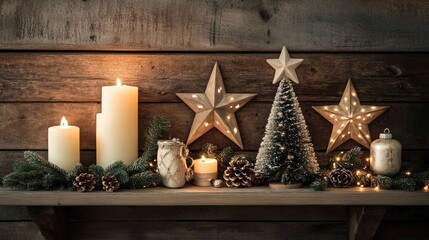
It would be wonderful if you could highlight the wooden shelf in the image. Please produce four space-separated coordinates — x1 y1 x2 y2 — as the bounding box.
1 186 428 206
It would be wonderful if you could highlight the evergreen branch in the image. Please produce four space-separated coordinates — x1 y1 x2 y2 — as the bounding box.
127 115 171 175
310 178 328 191
413 170 429 188
393 177 416 191
337 147 363 170
88 164 105 189
105 161 129 184
371 175 393 189
3 151 68 190
127 171 162 189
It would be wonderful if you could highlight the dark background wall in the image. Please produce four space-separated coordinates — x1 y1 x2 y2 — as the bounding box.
0 0 428 239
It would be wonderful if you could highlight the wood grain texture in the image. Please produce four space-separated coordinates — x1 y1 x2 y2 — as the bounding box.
0 53 428 103
0 222 43 240
67 206 348 221
68 221 347 240
349 206 386 240
375 222 429 240
384 206 429 221
0 206 31 220
0 102 427 151
0 187 428 206
27 207 67 240
1 0 428 51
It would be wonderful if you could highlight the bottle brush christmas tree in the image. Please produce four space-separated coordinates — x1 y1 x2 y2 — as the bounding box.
255 46 319 185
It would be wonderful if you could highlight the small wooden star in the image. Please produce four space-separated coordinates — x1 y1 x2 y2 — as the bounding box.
312 80 389 153
266 46 304 84
177 62 256 149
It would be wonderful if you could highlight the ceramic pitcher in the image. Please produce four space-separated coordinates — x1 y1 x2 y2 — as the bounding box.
157 138 192 188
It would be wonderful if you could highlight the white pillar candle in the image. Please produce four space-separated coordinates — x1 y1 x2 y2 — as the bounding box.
194 155 218 186
48 117 80 171
96 79 138 168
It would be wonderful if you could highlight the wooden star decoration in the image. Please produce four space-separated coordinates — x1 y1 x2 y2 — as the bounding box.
176 62 256 149
266 46 304 84
312 79 389 153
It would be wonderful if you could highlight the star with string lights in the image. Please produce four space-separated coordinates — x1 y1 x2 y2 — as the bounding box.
266 46 304 84
176 62 256 149
312 79 389 153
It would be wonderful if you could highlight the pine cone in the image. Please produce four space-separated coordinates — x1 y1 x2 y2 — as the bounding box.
102 174 120 192
328 168 355 187
73 173 96 192
223 158 256 188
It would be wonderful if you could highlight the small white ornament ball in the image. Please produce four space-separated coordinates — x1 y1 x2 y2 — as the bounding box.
212 179 225 188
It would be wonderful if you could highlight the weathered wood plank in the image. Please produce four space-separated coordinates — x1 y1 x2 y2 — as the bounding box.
68 206 347 221
374 222 429 240
0 53 428 102
1 0 428 51
349 206 386 240
384 206 429 221
0 102 427 151
0 222 43 240
0 206 31 220
68 221 346 240
27 207 68 240
0 187 428 206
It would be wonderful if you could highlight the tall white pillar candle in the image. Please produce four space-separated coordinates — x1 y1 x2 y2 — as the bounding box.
96 79 138 168
48 117 80 171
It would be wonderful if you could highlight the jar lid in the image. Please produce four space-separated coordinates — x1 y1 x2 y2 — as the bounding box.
379 128 392 139
157 138 185 147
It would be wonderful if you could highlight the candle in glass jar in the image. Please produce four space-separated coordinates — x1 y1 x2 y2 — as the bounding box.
96 79 138 168
194 155 218 186
48 117 80 171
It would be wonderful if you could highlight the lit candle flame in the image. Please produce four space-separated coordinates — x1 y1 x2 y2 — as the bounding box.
201 155 206 162
60 116 68 127
116 78 122 86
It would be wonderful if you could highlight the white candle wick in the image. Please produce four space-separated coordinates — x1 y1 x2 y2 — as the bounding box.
60 116 68 127
116 78 121 86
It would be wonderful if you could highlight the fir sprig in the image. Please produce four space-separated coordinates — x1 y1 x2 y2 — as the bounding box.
127 115 171 175
127 171 162 189
3 151 68 190
126 115 170 188
105 161 129 185
335 147 363 170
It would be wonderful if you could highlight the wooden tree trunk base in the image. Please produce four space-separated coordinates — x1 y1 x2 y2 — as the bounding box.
269 182 303 189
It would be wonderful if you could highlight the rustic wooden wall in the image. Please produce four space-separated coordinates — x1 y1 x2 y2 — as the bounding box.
0 0 428 239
